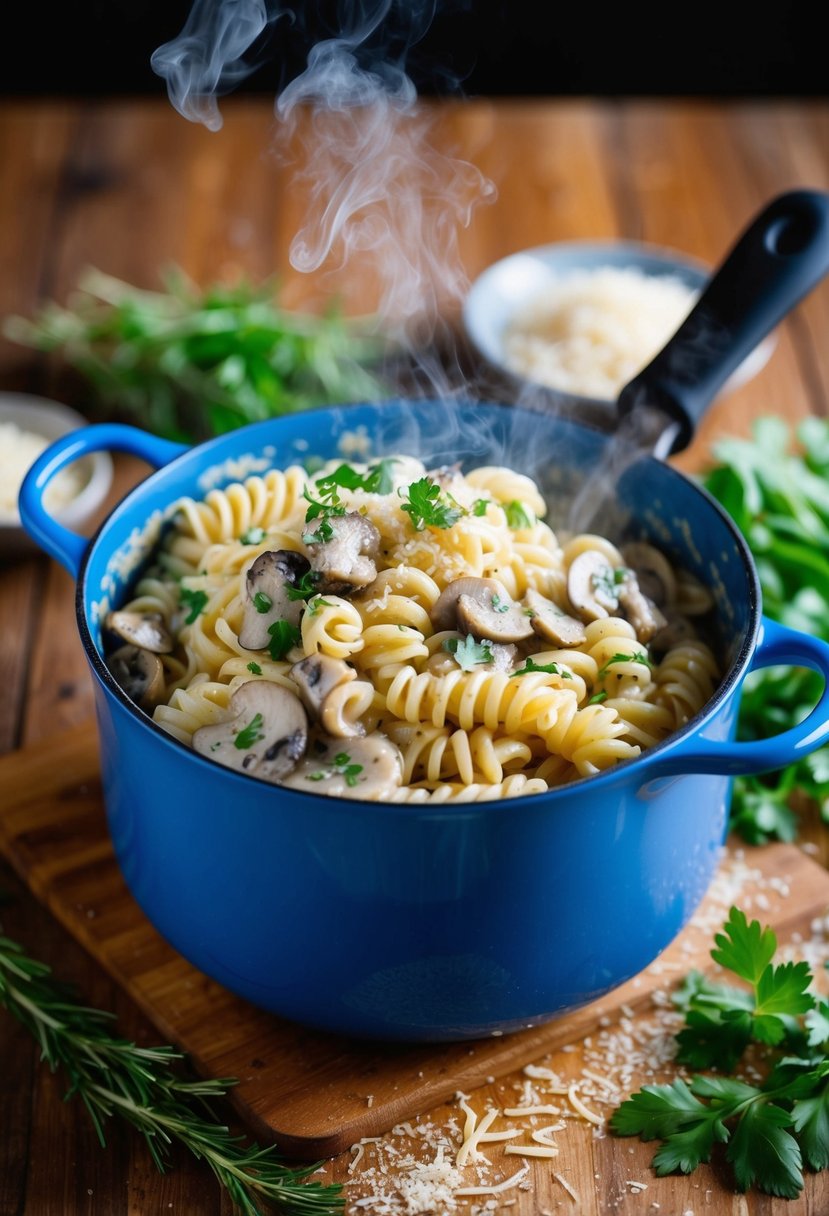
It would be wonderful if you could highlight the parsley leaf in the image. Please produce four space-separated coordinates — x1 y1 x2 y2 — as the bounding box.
234 712 264 750
307 751 364 787
285 570 320 602
510 657 573 679
266 620 301 661
472 498 490 517
596 651 652 679
612 905 827 1199
443 635 494 670
504 500 535 529
306 596 334 616
246 661 262 675
180 587 208 624
253 590 273 614
314 458 398 499
399 478 465 531
239 526 266 545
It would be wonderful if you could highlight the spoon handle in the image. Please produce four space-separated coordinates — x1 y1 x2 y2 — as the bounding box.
616 189 829 454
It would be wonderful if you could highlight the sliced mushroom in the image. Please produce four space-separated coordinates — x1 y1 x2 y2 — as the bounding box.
523 588 587 646
106 643 165 710
430 577 533 644
105 610 174 654
281 733 403 800
620 542 677 608
239 550 311 651
650 611 697 653
457 589 535 643
192 680 308 782
567 550 620 622
289 654 356 716
304 513 380 594
617 571 668 643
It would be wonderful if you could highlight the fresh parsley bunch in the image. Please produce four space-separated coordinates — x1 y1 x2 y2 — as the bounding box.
701 416 829 843
4 267 388 443
612 906 829 1199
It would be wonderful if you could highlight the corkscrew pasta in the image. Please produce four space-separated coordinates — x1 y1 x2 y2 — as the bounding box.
103 453 722 802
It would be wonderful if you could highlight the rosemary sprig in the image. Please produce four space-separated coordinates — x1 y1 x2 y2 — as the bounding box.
0 931 343 1216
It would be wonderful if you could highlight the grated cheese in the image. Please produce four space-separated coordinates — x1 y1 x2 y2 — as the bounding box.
0 422 86 521
502 265 697 400
567 1082 604 1126
553 1171 580 1202
455 1165 530 1196
504 1144 560 1158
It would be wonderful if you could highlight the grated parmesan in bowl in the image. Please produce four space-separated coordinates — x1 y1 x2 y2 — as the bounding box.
501 265 698 400
463 239 776 406
0 393 113 557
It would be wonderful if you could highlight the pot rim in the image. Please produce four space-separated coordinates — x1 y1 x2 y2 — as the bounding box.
73 402 762 812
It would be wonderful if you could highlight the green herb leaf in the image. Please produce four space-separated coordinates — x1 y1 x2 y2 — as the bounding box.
0 933 343 1215
285 570 321 601
267 620 301 661
596 651 652 679
399 478 465 531
443 634 494 671
307 596 334 617
239 526 266 545
234 712 265 750
490 593 510 614
253 590 273 614
472 498 490 517
588 690 608 704
180 587 208 624
246 661 262 675
510 657 573 679
4 264 386 449
307 752 364 787
504 500 534 529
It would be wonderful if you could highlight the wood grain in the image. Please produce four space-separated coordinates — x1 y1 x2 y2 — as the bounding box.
1 721 828 1169
2 96 829 1213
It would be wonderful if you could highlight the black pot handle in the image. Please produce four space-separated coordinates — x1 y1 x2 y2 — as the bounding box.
616 189 829 454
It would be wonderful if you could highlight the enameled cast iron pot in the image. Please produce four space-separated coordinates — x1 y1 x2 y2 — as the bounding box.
18 191 829 1042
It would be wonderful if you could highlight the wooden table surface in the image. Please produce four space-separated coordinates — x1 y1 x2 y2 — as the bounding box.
2 96 829 1215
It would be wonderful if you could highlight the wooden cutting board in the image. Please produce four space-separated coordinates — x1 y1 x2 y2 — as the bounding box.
1 721 828 1161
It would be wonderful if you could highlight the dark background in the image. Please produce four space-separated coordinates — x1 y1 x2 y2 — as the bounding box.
1 1 826 100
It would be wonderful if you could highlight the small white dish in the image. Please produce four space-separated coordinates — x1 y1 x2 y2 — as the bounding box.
0 392 114 558
462 238 776 406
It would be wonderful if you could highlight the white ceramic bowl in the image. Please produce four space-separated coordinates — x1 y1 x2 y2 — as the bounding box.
0 392 114 558
462 239 776 411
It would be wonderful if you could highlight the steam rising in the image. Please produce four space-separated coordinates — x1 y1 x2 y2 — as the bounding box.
153 0 495 342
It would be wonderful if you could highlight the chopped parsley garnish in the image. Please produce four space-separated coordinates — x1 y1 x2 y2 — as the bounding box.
246 661 262 675
592 565 629 601
307 751 364 787
510 657 573 678
234 712 264 750
399 478 465 531
596 651 652 679
285 570 320 601
306 596 334 617
490 593 509 614
472 498 489 517
302 520 337 545
180 587 208 624
505 500 535 530
611 906 826 1200
314 458 398 499
266 619 301 661
588 690 608 704
252 591 273 614
239 526 266 545
442 634 494 670
302 486 346 525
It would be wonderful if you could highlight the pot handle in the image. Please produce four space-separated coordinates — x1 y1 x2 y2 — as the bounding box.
617 189 829 454
18 423 188 578
647 616 829 779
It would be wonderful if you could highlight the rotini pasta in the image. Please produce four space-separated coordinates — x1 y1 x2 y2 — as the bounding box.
102 452 722 801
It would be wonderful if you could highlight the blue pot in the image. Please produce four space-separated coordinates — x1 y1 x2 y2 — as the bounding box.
19 399 829 1042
